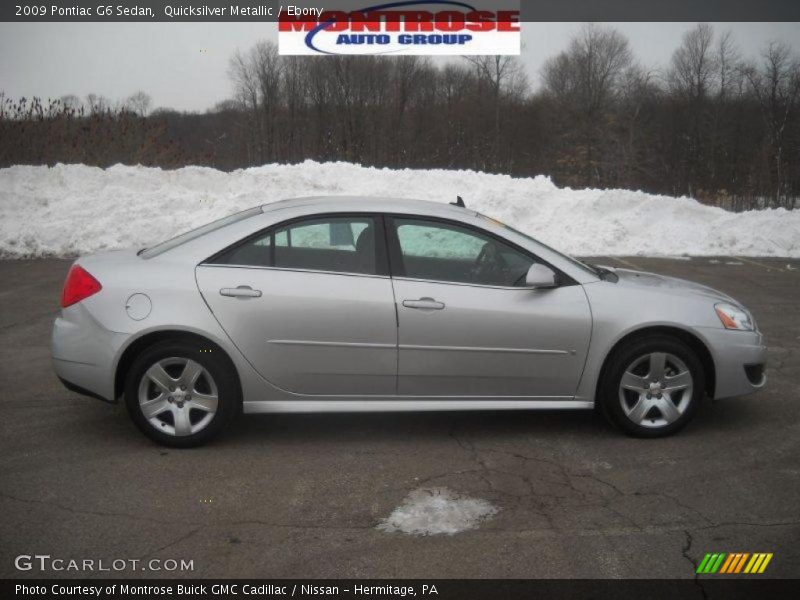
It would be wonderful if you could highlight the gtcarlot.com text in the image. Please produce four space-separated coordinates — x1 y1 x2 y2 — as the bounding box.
14 554 193 573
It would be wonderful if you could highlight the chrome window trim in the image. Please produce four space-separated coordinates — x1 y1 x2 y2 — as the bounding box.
197 263 391 280
197 266 552 289
391 275 538 291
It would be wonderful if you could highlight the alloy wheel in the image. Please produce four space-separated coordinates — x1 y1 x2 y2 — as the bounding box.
618 352 693 429
137 357 219 436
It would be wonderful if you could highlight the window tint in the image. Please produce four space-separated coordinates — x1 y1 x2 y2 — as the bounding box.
212 216 380 275
393 218 534 286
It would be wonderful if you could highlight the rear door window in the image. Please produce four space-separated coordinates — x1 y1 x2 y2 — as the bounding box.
211 215 384 276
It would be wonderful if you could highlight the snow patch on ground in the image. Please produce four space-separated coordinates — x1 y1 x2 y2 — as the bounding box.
1 161 799 258
377 487 498 536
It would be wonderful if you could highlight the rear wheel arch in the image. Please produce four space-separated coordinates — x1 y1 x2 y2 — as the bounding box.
596 326 716 401
114 330 242 403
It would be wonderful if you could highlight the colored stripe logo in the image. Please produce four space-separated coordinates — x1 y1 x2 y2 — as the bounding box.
696 552 773 574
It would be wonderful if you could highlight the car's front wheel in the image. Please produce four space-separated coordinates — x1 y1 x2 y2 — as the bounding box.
600 335 705 437
124 340 239 447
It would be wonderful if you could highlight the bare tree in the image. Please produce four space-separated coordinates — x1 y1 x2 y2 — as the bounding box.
390 56 428 164
542 24 632 184
464 55 526 169
252 41 283 161
666 24 722 197
229 49 259 111
125 91 152 116
85 93 109 114
59 94 83 113
742 42 800 207
281 56 307 161
616 63 659 185
668 24 717 100
304 58 334 159
228 42 282 164
716 30 741 100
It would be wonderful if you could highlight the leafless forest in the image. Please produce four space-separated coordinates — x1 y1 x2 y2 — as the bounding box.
1 24 798 211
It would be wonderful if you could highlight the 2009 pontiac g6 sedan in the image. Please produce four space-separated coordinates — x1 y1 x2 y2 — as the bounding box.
52 196 767 446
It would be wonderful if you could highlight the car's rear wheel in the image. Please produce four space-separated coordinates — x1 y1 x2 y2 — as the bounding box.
600 335 705 437
124 340 239 447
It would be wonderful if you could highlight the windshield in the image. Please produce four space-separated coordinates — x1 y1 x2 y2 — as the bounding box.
476 213 599 277
139 207 262 259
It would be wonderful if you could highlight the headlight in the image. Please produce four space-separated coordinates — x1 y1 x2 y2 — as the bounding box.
715 302 754 331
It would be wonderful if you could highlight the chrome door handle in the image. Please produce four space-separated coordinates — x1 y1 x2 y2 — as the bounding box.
220 286 262 298
402 297 445 310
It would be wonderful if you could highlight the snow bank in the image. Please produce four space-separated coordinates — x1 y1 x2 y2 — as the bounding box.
377 488 498 536
1 161 799 258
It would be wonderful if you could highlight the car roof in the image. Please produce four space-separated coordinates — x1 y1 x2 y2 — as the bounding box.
260 196 474 218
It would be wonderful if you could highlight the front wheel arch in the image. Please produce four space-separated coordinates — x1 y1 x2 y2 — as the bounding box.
595 326 715 404
114 330 242 404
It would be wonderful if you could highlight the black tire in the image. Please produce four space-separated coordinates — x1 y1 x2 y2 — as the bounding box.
124 340 239 447
599 335 705 438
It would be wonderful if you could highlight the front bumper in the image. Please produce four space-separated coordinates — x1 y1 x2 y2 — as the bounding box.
697 327 767 399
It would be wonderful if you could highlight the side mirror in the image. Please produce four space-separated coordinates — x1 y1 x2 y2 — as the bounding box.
525 263 557 289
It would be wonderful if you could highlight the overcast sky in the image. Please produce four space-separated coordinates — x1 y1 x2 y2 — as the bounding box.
1 22 798 112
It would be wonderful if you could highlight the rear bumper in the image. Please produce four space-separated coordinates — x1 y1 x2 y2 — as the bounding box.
57 375 115 403
698 327 767 399
51 304 124 402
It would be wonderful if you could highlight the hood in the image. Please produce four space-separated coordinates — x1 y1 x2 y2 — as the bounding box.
598 266 738 304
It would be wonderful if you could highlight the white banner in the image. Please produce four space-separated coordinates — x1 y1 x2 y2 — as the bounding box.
278 2 521 56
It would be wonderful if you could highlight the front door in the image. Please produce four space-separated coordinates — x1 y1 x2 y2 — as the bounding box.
196 214 397 396
387 217 592 398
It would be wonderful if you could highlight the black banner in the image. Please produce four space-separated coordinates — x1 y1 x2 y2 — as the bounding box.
5 579 800 600
2 0 800 22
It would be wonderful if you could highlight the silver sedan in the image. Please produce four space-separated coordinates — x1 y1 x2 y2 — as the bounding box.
51 197 767 446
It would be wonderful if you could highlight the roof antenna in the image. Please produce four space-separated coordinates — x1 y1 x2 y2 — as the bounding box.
451 196 465 207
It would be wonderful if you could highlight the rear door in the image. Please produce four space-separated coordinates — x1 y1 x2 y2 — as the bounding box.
196 214 398 396
387 216 592 398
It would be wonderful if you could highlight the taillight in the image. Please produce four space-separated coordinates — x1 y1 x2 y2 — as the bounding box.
61 265 102 308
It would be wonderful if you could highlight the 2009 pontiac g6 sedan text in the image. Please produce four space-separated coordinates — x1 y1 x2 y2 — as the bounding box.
52 197 767 446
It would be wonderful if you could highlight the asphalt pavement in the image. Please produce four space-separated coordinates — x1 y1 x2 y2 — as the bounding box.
0 256 798 579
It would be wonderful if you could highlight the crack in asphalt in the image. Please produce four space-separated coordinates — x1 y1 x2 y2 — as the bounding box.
441 423 800 577
445 424 691 531
681 530 708 600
